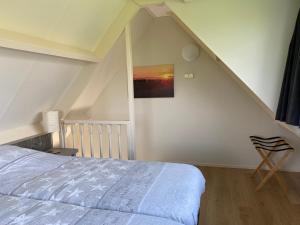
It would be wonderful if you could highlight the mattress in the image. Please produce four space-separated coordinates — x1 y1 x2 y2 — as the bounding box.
0 194 184 225
0 145 205 225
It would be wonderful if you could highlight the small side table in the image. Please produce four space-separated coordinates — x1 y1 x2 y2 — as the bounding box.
47 148 78 157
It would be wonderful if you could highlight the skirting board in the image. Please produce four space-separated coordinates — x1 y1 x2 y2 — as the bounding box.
196 162 255 170
196 162 299 172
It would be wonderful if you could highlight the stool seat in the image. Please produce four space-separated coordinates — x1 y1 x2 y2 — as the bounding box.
250 136 294 192
250 136 294 152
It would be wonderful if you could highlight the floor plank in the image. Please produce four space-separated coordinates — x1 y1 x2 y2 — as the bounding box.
198 167 300 225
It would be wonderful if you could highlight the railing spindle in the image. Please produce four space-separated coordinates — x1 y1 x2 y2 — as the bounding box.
64 125 68 148
107 125 112 158
60 121 66 148
71 124 75 149
79 124 84 157
89 124 94 158
98 125 103 158
117 125 121 159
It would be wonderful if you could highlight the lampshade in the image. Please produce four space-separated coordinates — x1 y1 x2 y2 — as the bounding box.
42 111 61 133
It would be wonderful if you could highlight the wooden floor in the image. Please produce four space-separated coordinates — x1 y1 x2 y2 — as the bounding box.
198 167 300 225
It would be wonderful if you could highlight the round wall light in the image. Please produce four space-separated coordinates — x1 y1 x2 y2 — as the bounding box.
182 44 200 62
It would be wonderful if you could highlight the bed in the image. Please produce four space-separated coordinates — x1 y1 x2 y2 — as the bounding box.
0 145 205 225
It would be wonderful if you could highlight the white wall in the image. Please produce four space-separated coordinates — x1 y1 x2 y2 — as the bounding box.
167 0 300 112
0 47 86 143
67 10 300 171
131 15 300 171
88 69 129 121
67 33 128 120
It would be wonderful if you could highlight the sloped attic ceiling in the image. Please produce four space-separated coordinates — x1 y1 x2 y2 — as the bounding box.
166 0 300 113
0 47 86 144
0 0 170 61
0 0 133 61
0 0 127 50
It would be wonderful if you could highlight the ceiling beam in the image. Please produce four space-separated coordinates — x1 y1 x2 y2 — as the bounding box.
0 28 99 62
94 1 140 59
134 0 165 6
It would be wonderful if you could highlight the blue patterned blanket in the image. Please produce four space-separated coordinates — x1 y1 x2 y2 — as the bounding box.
0 145 205 225
0 194 184 225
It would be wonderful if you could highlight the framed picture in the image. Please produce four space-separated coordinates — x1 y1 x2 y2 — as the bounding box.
133 64 174 98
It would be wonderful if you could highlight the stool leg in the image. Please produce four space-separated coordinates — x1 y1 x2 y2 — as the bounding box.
256 150 291 192
260 151 288 193
256 166 277 191
252 150 272 177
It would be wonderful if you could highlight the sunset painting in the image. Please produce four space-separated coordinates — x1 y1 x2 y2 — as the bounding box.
133 64 174 98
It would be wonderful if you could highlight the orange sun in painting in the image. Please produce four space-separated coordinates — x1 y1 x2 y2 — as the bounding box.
133 64 174 80
161 73 173 80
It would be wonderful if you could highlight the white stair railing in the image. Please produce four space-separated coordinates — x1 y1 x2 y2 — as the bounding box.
60 120 133 160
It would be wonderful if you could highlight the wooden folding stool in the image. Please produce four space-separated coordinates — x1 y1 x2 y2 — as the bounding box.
250 136 294 192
